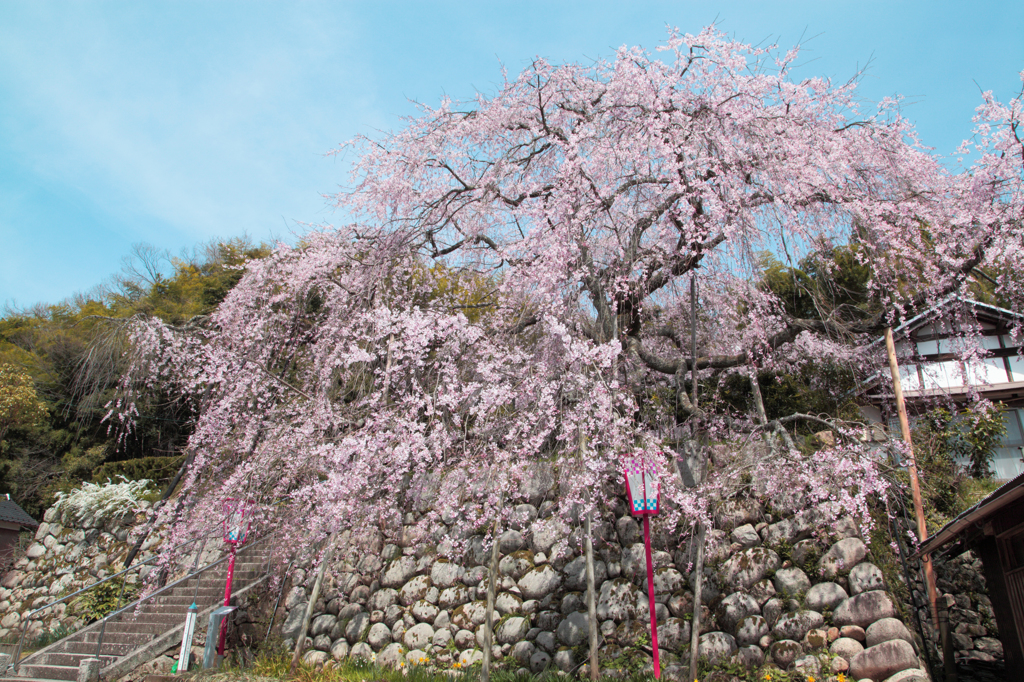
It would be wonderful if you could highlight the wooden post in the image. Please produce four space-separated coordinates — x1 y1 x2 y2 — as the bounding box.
686 520 706 682
289 533 337 674
579 430 600 681
884 327 940 630
687 270 705 682
642 515 661 679
585 508 599 680
481 499 503 682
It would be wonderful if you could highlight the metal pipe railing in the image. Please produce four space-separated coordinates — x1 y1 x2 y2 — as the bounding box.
12 530 218 672
264 553 296 642
91 533 273 662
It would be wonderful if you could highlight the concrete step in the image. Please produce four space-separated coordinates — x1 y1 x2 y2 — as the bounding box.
168 562 264 577
152 595 221 607
122 600 195 613
162 585 257 600
144 596 232 610
179 576 260 591
215 561 268 570
156 584 247 599
35 653 117 669
156 571 262 593
136 612 182 621
164 588 223 599
62 641 136 657
104 620 184 634
110 613 184 627
95 622 173 636
9 542 273 681
80 631 152 646
16 664 79 681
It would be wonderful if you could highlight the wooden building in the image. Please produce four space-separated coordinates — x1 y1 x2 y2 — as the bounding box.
0 495 37 562
918 473 1024 671
859 298 1024 480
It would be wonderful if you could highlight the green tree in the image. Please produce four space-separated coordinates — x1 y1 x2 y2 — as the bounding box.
759 243 873 322
0 362 47 445
912 403 1007 532
0 237 271 514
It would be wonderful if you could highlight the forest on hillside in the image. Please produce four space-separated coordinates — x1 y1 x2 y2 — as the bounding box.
0 239 270 517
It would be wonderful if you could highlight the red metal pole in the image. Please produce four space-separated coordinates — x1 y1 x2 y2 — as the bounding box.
217 544 237 656
643 516 661 679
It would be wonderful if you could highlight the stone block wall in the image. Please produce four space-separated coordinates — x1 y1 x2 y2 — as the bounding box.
906 548 1004 666
274 477 933 682
0 502 216 643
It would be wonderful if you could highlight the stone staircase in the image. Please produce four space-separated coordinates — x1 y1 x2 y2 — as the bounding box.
10 538 274 681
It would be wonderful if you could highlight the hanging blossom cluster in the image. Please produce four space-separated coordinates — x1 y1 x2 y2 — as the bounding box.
109 27 1022 559
112 231 654 557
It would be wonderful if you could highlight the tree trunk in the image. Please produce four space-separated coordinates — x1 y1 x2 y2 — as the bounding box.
289 534 337 674
481 505 503 682
585 507 599 680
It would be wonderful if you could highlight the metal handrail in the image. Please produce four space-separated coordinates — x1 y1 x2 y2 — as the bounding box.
91 532 274 663
11 530 218 672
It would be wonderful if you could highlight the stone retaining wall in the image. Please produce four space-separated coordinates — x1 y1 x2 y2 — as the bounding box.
907 548 1004 667
0 502 217 643
275 470 934 682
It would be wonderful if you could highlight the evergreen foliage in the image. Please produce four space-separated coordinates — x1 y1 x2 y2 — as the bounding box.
0 238 270 515
911 403 1007 532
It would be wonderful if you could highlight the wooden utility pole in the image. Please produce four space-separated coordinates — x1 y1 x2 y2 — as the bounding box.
884 327 940 630
686 271 705 682
481 493 504 682
579 431 600 681
290 533 338 674
585 508 599 680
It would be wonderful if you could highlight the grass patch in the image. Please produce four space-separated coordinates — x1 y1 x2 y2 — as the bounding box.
187 649 665 682
71 576 141 622
30 623 76 651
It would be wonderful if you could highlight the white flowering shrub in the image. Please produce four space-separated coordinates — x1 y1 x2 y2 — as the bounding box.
52 476 153 524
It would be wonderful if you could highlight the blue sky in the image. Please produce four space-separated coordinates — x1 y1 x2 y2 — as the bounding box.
1 1 1022 308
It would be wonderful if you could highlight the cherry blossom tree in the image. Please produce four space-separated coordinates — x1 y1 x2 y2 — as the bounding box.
110 27 1022 630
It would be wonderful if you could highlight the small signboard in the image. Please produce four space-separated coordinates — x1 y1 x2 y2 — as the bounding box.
177 602 198 672
223 498 252 545
622 454 662 679
623 456 659 516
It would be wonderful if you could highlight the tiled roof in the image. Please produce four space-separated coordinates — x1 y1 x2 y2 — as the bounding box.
0 499 38 528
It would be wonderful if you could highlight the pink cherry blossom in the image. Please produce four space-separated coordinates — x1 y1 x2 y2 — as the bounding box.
109 28 1023 565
